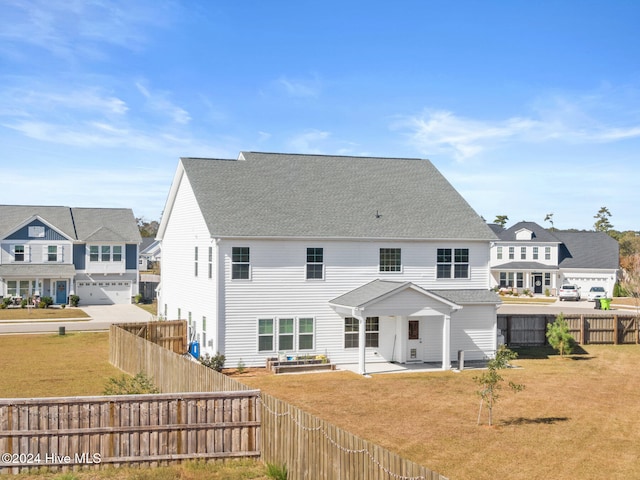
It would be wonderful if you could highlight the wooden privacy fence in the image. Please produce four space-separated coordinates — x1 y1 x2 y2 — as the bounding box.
0 391 260 474
498 313 640 346
117 320 187 355
110 324 448 480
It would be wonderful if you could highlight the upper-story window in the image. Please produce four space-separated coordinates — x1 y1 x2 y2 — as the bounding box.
545 247 551 260
379 248 401 272
533 247 539 260
497 246 503 260
194 246 199 277
89 245 123 262
232 247 250 279
520 247 526 260
437 248 469 279
13 245 25 262
47 246 58 262
306 248 324 279
508 247 515 260
208 246 213 279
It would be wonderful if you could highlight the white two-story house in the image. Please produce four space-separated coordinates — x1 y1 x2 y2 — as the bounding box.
0 205 141 305
156 152 501 374
489 221 619 297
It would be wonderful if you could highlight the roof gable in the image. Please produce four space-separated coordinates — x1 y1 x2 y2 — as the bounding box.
172 152 497 240
0 205 141 244
496 221 561 243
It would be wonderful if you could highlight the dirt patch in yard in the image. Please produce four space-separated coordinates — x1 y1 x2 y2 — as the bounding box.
240 345 640 480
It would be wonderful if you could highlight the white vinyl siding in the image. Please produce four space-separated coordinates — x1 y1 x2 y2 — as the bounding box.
219 238 491 366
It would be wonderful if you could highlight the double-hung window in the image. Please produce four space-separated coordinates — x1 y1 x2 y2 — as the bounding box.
194 246 199 277
278 318 294 350
520 247 526 260
113 246 122 262
306 248 324 279
13 245 25 262
89 246 99 262
101 246 111 262
298 318 314 350
508 247 515 260
496 246 503 260
545 247 551 260
344 317 379 348
208 247 213 279
379 248 401 272
258 318 274 351
47 245 58 262
437 248 470 279
533 247 539 260
232 247 250 279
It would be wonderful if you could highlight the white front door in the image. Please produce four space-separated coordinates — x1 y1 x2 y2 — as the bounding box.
407 319 423 362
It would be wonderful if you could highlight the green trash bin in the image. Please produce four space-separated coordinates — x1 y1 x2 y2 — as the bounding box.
600 298 611 310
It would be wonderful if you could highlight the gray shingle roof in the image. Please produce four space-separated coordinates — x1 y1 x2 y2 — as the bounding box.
555 231 619 269
0 264 76 277
329 279 501 308
493 221 561 243
0 205 140 243
490 261 558 271
180 152 497 240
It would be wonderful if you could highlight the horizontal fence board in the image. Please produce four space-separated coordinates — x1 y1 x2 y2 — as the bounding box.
0 390 260 474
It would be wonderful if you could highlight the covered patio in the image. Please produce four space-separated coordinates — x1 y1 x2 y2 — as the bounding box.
329 279 464 375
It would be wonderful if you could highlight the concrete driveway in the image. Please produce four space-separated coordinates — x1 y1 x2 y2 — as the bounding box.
0 304 156 335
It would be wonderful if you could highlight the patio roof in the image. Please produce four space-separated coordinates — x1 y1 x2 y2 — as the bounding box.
0 264 76 278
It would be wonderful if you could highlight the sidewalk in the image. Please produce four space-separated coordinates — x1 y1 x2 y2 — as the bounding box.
0 304 156 334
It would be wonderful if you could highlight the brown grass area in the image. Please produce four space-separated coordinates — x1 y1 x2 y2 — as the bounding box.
241 345 640 480
0 332 122 398
0 307 89 321
3 459 269 480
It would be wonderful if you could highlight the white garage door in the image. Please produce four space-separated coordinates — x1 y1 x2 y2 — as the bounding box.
76 281 131 305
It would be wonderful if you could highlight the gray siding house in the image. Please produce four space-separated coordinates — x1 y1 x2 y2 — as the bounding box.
0 205 141 305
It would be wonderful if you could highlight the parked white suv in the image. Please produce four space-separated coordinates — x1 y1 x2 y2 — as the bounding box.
559 284 581 301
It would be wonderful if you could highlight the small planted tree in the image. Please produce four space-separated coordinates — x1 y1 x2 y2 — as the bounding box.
546 313 575 357
475 345 525 426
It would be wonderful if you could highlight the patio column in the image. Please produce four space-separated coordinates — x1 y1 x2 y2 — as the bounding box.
353 309 367 376
442 314 451 370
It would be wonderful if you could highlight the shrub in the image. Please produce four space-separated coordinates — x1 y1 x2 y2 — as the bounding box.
200 352 226 372
134 293 143 304
20 298 27 308
69 295 80 307
266 462 288 480
103 372 160 395
40 296 54 308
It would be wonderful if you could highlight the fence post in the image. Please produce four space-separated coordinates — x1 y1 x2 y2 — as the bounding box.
613 315 619 345
580 315 585 345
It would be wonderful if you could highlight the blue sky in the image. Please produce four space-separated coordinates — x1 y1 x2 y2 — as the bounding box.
1 1 639 231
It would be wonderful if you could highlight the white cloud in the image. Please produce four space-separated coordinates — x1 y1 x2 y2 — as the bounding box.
0 0 175 60
287 129 331 153
396 98 640 161
275 76 321 98
135 81 191 125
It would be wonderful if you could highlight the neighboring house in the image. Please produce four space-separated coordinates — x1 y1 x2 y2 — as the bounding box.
139 237 161 271
489 221 619 297
156 152 500 374
0 205 141 305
